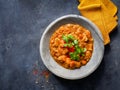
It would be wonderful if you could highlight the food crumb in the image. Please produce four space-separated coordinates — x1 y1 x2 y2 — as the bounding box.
41 70 51 82
33 69 38 75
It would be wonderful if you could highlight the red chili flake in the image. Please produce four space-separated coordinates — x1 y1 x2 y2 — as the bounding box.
41 70 50 76
68 46 75 52
40 70 50 80
33 69 38 75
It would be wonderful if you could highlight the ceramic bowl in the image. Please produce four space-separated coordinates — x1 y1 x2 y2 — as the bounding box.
40 14 104 80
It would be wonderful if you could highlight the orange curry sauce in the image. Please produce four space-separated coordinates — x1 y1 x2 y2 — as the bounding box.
49 24 93 69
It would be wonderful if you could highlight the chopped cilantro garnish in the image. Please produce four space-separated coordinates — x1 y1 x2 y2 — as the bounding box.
67 34 74 40
73 40 78 45
69 52 80 60
76 46 82 54
62 34 86 61
62 34 74 43
62 35 69 43
81 48 87 53
64 43 73 48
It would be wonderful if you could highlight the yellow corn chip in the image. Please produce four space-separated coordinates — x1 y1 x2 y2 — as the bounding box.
78 0 118 45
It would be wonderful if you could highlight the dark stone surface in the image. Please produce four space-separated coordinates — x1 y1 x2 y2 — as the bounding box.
0 0 120 90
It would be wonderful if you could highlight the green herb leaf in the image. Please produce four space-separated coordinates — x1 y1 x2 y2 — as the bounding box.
62 35 69 43
71 42 75 46
76 47 82 54
67 34 74 40
63 43 73 47
73 40 78 45
81 48 87 53
67 43 73 48
81 53 85 56
69 52 80 60
63 44 68 47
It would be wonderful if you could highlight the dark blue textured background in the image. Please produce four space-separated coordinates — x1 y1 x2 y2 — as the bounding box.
0 0 120 90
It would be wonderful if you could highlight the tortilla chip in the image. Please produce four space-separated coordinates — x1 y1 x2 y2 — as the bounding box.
78 0 118 45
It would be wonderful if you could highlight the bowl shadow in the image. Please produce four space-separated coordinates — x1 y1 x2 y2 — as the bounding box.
53 58 105 90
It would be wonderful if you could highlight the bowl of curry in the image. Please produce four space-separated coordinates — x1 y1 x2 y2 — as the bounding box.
40 14 104 80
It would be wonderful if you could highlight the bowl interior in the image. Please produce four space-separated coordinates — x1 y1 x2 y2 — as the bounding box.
40 15 104 80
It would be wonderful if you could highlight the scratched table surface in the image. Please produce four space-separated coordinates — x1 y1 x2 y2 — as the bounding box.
0 0 120 90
